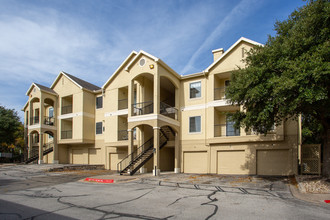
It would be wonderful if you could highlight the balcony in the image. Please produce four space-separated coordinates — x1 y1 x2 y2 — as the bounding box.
61 130 72 139
30 116 39 125
214 87 226 100
61 105 72 115
214 124 240 137
118 99 128 110
132 101 153 116
44 116 55 126
160 102 178 120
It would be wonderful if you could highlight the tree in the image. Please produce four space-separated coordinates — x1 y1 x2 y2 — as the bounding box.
0 105 23 153
225 0 330 176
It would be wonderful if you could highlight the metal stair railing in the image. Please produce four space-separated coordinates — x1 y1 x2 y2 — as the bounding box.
129 132 168 175
24 142 54 164
117 137 154 174
117 127 169 175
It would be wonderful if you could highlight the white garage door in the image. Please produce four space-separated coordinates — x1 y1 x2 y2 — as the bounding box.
72 149 84 164
257 149 290 175
89 148 101 165
217 150 247 174
183 152 207 173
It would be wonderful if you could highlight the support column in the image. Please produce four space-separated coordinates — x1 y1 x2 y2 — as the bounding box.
174 133 181 173
40 93 44 126
153 71 160 115
175 88 179 120
139 127 147 173
38 132 44 164
53 132 59 164
128 80 134 117
153 127 160 176
29 100 33 126
28 133 33 158
128 129 134 163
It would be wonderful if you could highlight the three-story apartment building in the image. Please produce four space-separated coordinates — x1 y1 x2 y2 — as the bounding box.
23 37 300 176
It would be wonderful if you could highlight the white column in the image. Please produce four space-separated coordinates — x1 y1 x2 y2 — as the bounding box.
153 127 160 176
174 132 181 173
38 132 44 164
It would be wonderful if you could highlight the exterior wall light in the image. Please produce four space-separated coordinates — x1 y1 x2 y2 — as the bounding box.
149 64 154 69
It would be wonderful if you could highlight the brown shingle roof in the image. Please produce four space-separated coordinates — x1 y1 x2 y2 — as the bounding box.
34 83 57 94
64 72 101 91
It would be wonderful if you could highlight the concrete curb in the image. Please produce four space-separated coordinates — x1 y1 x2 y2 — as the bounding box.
289 180 330 205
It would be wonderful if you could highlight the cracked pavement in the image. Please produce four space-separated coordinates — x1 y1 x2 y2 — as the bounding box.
1 164 330 219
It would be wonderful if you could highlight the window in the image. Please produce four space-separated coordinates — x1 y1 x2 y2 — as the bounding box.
96 96 103 109
189 116 201 133
49 107 54 117
225 80 230 87
96 122 103 134
190 81 201 99
226 116 240 136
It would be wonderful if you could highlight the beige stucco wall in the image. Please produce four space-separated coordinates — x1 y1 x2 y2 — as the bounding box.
24 39 299 175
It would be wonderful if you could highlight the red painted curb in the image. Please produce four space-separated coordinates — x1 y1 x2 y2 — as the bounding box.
84 178 114 183
324 200 330 203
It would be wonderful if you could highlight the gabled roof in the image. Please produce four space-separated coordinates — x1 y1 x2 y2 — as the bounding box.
204 37 263 73
125 50 181 79
102 51 138 88
26 82 57 96
51 71 101 92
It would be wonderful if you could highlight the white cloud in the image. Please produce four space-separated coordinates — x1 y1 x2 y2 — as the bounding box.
181 0 261 74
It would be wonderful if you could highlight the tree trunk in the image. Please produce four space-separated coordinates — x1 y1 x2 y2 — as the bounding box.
322 128 330 177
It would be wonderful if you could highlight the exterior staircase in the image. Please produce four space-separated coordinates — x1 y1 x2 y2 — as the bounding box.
25 142 54 164
117 126 175 175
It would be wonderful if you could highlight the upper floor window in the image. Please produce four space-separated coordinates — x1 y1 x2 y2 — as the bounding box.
189 116 201 133
226 116 240 136
190 81 201 99
96 96 103 109
96 122 103 134
49 107 54 117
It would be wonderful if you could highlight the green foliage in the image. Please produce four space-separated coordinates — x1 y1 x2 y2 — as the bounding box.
226 0 330 136
0 105 23 152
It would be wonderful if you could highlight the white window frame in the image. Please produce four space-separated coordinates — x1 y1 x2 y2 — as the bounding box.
189 116 202 134
189 81 202 99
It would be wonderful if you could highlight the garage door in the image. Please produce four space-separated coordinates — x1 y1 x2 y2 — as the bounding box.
109 153 127 171
72 149 84 164
217 150 246 174
89 148 101 165
257 149 290 175
183 152 207 173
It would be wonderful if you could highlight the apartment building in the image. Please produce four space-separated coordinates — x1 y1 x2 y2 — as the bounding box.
23 37 300 176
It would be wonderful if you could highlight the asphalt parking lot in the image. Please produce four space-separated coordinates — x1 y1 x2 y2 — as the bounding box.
0 164 329 219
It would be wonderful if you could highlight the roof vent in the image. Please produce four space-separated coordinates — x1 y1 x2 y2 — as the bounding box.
139 58 146 67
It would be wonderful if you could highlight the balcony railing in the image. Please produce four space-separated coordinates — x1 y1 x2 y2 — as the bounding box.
160 102 178 120
61 105 72 115
214 87 226 100
30 116 39 125
214 124 240 137
44 116 55 126
61 130 72 139
132 101 153 116
118 98 128 110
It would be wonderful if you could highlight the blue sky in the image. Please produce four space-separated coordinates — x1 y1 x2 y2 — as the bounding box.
0 0 306 120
